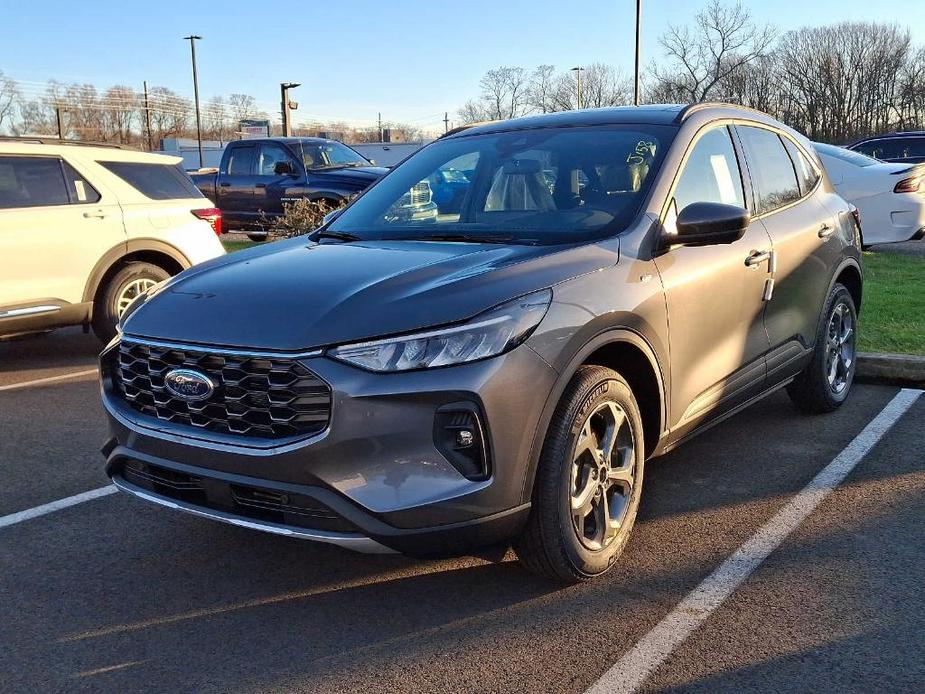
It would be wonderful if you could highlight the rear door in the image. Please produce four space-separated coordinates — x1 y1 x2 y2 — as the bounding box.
218 143 258 227
735 125 840 382
0 154 124 319
255 142 303 218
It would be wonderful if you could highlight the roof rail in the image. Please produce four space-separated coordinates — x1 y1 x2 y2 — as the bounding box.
438 120 499 139
0 135 129 149
674 101 770 124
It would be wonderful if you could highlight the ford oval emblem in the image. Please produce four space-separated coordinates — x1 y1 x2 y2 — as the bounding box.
164 368 215 402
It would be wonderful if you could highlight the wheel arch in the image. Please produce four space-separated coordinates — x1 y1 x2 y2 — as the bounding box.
520 329 668 503
832 258 863 313
83 240 191 305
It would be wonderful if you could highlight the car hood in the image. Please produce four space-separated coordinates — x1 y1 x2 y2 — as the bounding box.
311 165 388 186
123 237 619 351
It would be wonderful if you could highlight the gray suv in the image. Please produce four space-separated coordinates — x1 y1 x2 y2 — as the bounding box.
100 104 862 583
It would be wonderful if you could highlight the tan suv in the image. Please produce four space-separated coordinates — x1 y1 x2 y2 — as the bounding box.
0 138 225 342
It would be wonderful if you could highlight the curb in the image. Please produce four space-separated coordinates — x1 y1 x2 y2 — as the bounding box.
856 352 925 388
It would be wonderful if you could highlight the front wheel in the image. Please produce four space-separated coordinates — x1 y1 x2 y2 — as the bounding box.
787 283 858 413
514 365 645 583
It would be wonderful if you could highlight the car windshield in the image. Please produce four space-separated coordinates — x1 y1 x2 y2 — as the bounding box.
290 141 369 170
327 125 676 245
815 142 879 167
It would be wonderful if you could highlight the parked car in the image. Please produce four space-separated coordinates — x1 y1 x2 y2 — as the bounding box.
101 104 862 583
848 131 925 163
815 142 925 246
0 137 225 342
191 137 436 239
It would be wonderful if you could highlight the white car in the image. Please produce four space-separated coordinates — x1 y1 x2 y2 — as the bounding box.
814 142 925 246
0 138 225 341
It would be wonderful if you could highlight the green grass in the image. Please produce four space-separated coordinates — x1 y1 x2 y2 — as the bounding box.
220 239 923 355
221 238 258 253
859 251 925 355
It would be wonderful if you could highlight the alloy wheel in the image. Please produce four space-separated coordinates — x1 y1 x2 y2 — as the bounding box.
115 278 157 317
570 401 636 551
825 301 855 395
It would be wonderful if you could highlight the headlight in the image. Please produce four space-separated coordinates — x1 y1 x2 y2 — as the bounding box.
329 289 552 372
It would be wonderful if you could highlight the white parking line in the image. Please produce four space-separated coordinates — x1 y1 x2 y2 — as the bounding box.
0 368 98 392
0 486 117 530
586 387 924 694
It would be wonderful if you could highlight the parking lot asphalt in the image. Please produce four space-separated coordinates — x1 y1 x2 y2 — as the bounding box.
1 329 923 693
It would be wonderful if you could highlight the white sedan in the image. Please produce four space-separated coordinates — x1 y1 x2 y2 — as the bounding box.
814 142 925 246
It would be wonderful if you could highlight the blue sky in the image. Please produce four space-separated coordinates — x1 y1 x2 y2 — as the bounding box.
3 0 925 132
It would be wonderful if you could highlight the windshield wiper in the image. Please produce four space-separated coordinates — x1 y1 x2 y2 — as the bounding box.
311 230 361 242
387 233 520 244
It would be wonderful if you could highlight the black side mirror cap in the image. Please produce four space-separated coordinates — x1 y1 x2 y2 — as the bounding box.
671 202 751 246
273 161 296 176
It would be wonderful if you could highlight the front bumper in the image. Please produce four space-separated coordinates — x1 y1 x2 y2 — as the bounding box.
100 338 556 556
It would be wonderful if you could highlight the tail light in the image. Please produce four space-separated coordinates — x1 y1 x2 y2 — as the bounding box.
191 207 222 235
894 176 921 194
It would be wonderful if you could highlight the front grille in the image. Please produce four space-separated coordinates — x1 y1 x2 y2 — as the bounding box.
111 340 331 439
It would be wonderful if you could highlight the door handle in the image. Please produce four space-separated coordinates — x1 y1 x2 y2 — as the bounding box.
744 250 772 268
219 182 231 187
255 183 267 189
82 211 107 219
818 223 835 239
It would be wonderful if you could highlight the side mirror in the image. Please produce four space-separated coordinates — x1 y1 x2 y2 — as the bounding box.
273 161 296 176
672 202 750 246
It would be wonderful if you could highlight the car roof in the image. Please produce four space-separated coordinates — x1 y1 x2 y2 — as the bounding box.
0 137 182 164
443 103 783 138
237 136 341 145
850 131 925 145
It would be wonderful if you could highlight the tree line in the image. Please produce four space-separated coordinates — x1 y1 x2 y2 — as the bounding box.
459 1 925 145
0 77 425 147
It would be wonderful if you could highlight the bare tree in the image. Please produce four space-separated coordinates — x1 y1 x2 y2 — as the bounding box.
228 93 256 123
528 65 558 113
0 71 18 132
654 0 776 102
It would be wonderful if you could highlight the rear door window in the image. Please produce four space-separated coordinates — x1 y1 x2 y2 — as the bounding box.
0 156 70 209
99 161 204 200
738 126 802 215
225 145 256 175
782 138 820 195
61 160 101 203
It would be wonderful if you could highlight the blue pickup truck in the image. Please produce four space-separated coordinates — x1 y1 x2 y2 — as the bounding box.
192 137 436 238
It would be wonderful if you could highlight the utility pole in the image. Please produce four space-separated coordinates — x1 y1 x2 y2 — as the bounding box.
378 112 383 142
280 82 301 137
55 107 65 140
444 112 449 133
183 35 204 168
634 0 642 106
143 80 154 151
571 66 584 110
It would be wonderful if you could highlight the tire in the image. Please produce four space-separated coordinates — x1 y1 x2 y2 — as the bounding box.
787 283 858 413
514 365 645 583
247 232 268 242
92 261 171 343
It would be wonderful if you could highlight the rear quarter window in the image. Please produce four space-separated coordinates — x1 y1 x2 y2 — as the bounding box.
99 161 204 200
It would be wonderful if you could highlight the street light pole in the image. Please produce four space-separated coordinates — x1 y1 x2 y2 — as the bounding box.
280 82 301 137
571 66 584 110
634 0 642 106
183 35 204 169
